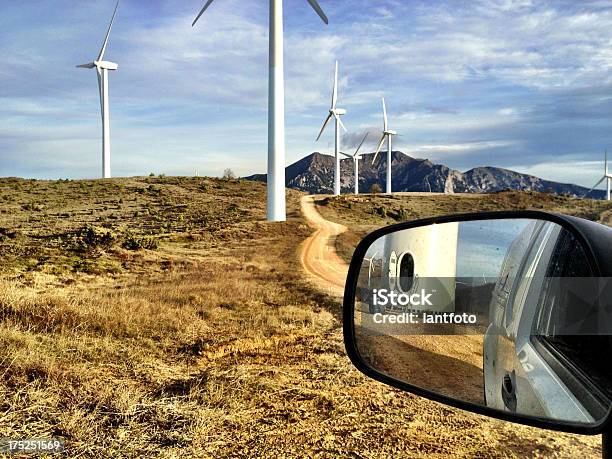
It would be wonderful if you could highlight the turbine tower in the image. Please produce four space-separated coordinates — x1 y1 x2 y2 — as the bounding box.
316 61 347 196
341 133 368 195
372 98 397 194
585 150 612 201
77 0 120 179
193 0 328 221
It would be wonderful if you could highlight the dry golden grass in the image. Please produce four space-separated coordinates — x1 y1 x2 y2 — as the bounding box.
317 191 612 263
0 181 606 457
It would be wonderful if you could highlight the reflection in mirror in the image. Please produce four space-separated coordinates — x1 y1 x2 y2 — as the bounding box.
354 218 612 425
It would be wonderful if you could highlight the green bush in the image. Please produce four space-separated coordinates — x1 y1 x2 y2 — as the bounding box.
77 225 115 250
122 233 159 251
376 206 387 218
395 208 409 221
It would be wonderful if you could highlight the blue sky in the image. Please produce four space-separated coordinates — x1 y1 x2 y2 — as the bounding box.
2 0 612 189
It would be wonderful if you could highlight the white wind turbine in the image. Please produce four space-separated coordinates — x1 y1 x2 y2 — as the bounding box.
372 98 397 194
193 0 328 222
316 61 347 196
341 133 368 195
585 150 612 201
77 0 120 179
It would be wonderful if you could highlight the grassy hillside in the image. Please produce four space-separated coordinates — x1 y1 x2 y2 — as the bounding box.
315 191 612 263
0 177 304 281
0 180 603 457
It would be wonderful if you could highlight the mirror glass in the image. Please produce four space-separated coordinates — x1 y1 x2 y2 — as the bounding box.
353 218 612 425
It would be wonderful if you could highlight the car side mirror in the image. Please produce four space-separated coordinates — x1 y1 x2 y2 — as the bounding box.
343 211 612 438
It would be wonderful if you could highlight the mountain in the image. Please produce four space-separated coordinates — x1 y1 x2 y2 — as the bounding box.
246 151 605 199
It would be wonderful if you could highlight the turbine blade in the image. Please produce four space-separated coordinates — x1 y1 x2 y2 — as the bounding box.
584 177 605 197
331 61 338 109
305 0 329 24
98 0 120 61
606 149 609 174
193 0 217 26
77 62 96 69
316 113 333 141
336 114 347 133
354 132 369 156
340 152 353 159
372 134 387 164
382 97 388 131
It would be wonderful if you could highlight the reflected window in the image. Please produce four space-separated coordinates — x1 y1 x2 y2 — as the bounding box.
398 252 415 292
532 229 612 414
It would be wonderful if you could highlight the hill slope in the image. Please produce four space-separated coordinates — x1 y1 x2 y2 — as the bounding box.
0 178 604 457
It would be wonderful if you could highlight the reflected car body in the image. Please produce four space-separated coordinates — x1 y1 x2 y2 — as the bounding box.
484 221 603 423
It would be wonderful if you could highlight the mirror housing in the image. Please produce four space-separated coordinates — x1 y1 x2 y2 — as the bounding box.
343 210 612 435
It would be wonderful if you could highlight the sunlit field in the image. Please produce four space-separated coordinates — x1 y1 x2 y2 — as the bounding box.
0 178 608 457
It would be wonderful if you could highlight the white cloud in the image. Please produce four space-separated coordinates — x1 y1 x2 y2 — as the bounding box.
508 158 609 188
411 140 516 155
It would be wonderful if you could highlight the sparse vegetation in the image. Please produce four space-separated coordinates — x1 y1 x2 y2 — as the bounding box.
370 183 382 195
76 224 115 251
0 227 17 242
122 232 158 251
395 207 409 221
0 177 288 277
0 180 605 457
317 191 612 265
376 206 387 218
223 168 236 180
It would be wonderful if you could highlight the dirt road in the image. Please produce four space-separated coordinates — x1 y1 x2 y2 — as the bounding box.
299 195 349 298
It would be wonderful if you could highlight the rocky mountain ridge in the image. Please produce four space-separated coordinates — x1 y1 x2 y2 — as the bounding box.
247 151 605 198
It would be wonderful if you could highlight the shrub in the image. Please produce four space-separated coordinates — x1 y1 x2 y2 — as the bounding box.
223 168 236 180
370 183 382 195
122 233 159 251
0 228 18 242
396 208 409 221
77 225 115 250
376 206 387 218
21 202 44 212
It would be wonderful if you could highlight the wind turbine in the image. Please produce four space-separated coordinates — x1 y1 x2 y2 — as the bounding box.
316 61 347 196
193 0 328 221
341 133 368 195
77 0 120 179
585 150 612 201
372 98 397 194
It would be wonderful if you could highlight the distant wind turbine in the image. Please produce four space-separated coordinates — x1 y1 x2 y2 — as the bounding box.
584 150 612 200
77 0 120 179
193 0 329 221
341 133 368 195
316 61 347 196
372 98 397 194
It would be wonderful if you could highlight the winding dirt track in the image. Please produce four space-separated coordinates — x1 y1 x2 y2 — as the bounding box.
299 195 348 298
